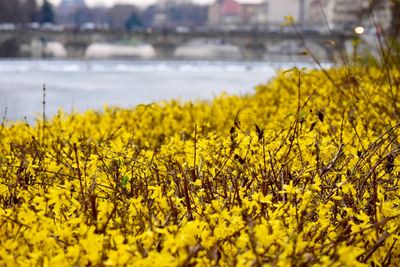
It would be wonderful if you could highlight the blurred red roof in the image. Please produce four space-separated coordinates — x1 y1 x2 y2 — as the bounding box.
221 0 242 15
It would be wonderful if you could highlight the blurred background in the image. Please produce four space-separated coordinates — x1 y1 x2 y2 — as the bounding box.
0 0 397 59
0 0 398 121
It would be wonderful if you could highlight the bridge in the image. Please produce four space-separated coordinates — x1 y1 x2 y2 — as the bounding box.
0 29 355 60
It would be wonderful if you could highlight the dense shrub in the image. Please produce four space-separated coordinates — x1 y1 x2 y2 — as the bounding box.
0 67 399 266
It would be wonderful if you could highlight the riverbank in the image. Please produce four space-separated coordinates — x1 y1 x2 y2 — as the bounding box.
0 65 399 266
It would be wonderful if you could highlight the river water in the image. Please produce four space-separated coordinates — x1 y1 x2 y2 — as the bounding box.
0 60 322 122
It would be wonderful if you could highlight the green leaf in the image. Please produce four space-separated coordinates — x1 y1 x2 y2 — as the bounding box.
121 176 129 188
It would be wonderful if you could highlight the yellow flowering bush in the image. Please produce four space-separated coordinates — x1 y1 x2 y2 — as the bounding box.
0 66 400 266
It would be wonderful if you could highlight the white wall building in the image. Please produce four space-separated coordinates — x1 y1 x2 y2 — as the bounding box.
308 0 392 31
264 0 301 24
367 0 392 31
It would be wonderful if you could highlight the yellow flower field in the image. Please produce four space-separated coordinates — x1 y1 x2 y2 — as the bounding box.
0 66 399 266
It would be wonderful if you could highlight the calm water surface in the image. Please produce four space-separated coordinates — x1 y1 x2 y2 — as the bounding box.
0 60 321 121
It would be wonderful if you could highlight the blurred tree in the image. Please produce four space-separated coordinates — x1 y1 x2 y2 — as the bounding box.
55 4 106 27
72 7 92 26
0 38 19 57
0 0 19 23
107 5 139 29
166 4 208 27
125 11 143 30
22 0 38 23
0 0 38 23
140 5 156 27
39 0 55 24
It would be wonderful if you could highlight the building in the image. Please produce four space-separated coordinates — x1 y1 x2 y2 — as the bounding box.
208 0 268 28
208 0 242 27
310 0 392 31
58 0 87 11
307 0 335 26
56 0 88 25
263 0 300 24
366 0 392 31
331 0 365 30
307 0 324 25
152 0 207 27
241 2 269 27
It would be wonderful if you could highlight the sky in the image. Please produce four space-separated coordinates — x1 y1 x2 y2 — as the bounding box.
48 0 265 8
